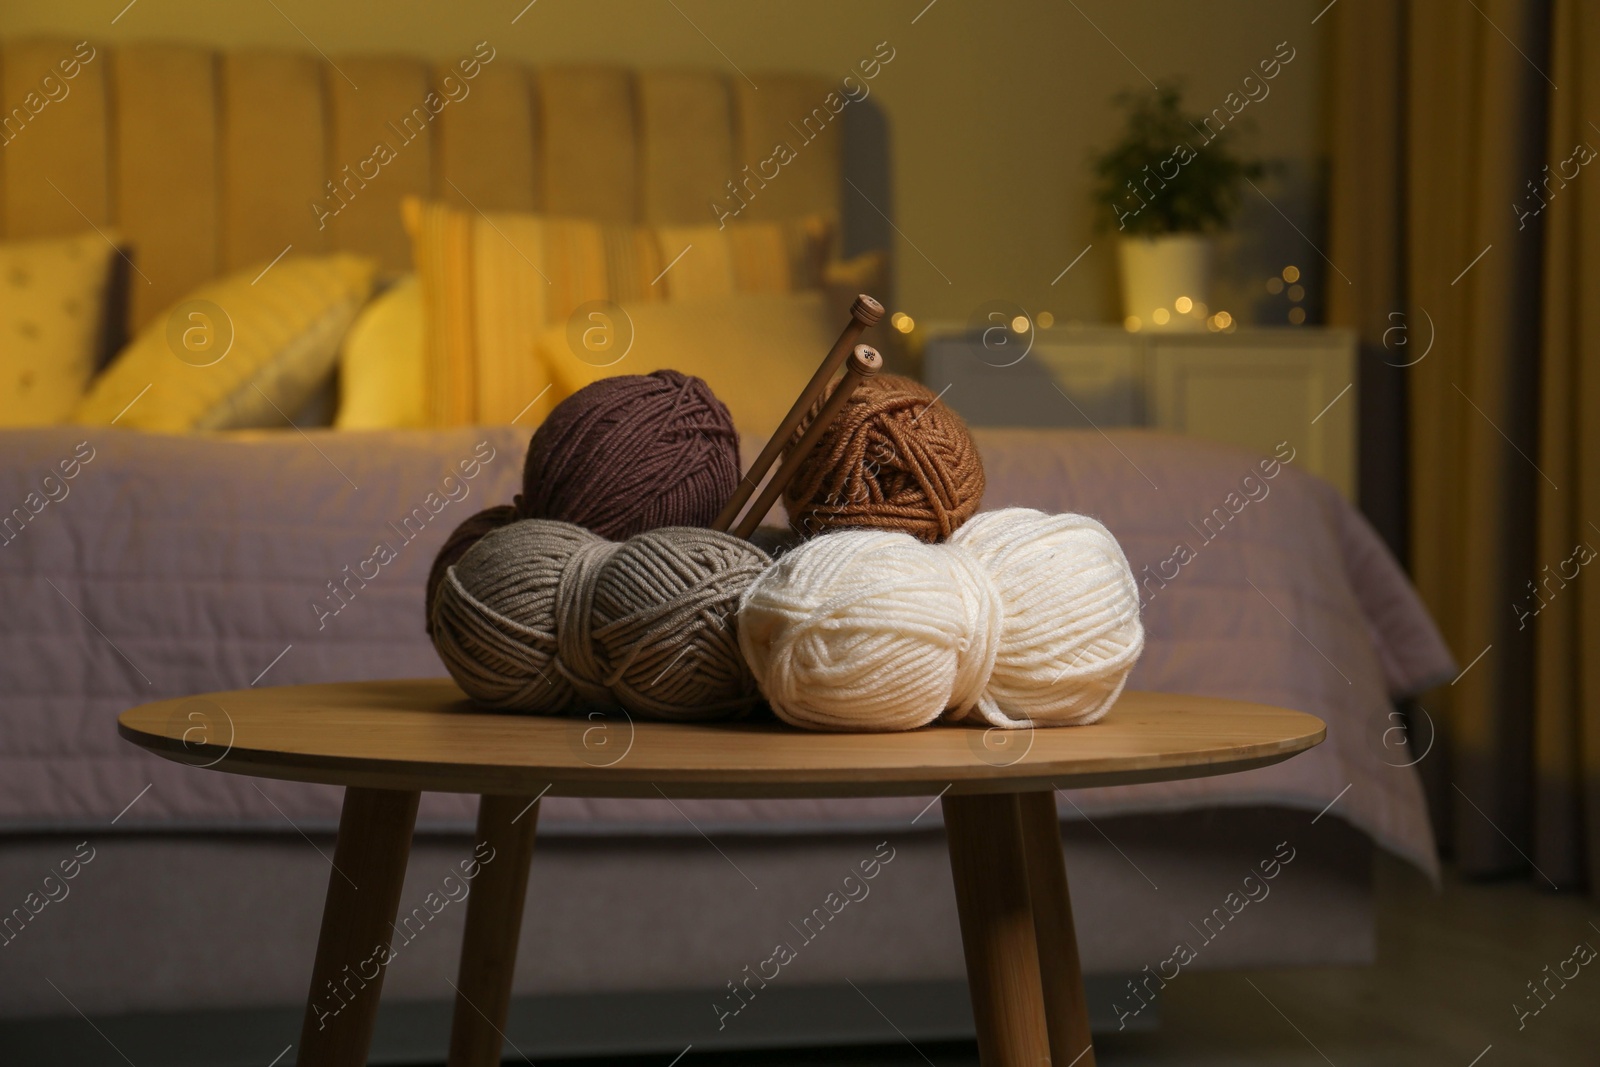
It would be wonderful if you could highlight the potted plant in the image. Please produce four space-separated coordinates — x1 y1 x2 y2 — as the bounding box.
1091 87 1263 330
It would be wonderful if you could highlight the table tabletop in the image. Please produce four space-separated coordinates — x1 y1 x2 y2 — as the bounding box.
117 679 1325 799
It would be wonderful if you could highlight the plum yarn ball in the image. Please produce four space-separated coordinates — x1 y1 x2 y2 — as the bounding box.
424 371 740 632
517 370 740 539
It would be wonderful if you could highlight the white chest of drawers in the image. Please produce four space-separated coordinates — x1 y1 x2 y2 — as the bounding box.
921 325 1358 499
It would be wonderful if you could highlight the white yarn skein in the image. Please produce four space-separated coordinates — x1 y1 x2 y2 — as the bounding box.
737 507 1143 732
736 529 1002 731
950 508 1144 728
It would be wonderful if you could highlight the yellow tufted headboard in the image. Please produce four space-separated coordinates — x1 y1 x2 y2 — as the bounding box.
0 37 871 332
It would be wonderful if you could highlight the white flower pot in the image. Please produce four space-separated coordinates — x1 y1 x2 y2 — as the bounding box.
1117 234 1214 331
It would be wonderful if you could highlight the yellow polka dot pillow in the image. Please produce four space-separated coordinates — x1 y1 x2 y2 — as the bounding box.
0 231 123 427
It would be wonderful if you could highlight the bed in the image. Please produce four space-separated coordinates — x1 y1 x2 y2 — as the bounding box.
0 423 1451 1058
0 36 1452 1064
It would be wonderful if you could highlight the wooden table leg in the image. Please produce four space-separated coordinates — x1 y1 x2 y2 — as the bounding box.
296 786 421 1067
447 793 542 1067
943 792 1051 1066
1018 790 1095 1066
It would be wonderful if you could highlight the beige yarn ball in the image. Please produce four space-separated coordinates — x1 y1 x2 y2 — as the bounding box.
431 519 769 720
738 507 1144 731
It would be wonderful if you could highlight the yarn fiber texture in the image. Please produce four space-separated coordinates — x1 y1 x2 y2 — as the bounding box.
519 370 740 539
431 518 770 720
425 504 517 636
423 370 740 632
783 373 985 543
737 507 1144 732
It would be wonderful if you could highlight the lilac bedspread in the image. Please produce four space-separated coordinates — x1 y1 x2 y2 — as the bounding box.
0 425 1452 875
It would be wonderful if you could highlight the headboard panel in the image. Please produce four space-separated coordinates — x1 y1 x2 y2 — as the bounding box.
3 39 111 239
0 37 861 331
437 61 538 215
116 43 220 327
220 50 325 280
638 70 734 223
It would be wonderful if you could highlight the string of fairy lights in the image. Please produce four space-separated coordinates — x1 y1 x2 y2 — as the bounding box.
883 264 1308 343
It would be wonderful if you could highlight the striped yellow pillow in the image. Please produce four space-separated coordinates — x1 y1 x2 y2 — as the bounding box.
402 198 830 426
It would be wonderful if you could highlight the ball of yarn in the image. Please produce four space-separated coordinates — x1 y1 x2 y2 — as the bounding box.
431 519 770 720
517 370 740 539
423 370 741 632
425 505 518 637
783 373 985 543
738 507 1144 731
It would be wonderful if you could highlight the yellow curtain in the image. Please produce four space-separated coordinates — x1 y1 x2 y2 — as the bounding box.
1330 0 1598 891
1534 0 1600 888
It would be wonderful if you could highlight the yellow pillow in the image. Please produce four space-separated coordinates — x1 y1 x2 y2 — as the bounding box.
75 255 377 431
539 291 839 442
0 231 120 426
335 274 426 429
403 197 831 426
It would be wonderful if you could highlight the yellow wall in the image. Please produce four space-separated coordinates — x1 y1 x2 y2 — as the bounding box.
0 0 1328 326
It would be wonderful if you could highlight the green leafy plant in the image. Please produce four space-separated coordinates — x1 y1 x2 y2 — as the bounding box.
1091 86 1264 236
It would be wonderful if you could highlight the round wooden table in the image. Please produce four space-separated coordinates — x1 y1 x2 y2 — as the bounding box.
118 679 1324 1067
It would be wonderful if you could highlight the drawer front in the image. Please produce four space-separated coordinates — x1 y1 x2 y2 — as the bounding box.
1149 338 1356 498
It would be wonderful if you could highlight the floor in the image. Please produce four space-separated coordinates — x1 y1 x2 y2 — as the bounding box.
538 853 1600 1066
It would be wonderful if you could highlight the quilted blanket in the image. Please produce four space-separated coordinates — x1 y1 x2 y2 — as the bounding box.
0 425 1452 875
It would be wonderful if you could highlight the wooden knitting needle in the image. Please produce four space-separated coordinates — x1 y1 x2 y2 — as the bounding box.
731 344 883 540
712 294 884 533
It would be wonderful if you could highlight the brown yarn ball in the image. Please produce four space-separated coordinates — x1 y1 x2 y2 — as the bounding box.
782 373 985 542
517 370 740 538
424 371 741 633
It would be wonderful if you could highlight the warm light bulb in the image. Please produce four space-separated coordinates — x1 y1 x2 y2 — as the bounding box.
891 312 915 334
1288 307 1306 325
1010 315 1030 333
1151 308 1171 325
1214 310 1233 329
1175 296 1193 314
1288 284 1305 302
1125 315 1142 332
1282 265 1301 283
1037 311 1055 328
